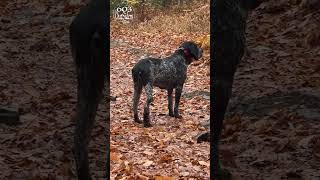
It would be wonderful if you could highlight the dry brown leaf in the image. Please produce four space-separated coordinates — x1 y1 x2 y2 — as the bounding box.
135 174 149 180
142 160 153 167
158 154 173 164
154 176 174 180
110 152 122 163
142 150 154 156
198 160 209 167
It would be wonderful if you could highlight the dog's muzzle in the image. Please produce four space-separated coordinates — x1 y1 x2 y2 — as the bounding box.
199 48 203 59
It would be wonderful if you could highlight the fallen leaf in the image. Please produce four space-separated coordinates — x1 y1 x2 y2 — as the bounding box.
142 160 153 167
198 160 209 167
154 176 174 180
110 152 122 163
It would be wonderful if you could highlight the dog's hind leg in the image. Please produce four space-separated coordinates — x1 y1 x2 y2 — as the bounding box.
70 11 106 179
143 82 153 127
133 82 143 123
173 85 183 118
71 29 106 180
167 88 174 117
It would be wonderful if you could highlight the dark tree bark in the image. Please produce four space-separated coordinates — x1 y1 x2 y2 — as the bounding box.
135 0 148 22
163 0 172 7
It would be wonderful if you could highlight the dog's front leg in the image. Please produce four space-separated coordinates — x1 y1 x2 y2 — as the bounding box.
167 88 174 117
212 77 234 180
173 85 183 118
143 83 153 127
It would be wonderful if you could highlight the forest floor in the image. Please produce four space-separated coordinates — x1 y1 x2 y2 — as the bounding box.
222 1 320 179
0 0 107 179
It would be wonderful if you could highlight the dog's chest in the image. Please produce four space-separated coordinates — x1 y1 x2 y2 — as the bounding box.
152 60 187 88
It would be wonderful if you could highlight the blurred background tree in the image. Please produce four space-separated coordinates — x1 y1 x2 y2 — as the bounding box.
110 0 210 50
110 0 200 21
110 0 194 9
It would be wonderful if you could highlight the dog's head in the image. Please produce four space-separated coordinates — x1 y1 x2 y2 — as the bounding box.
180 41 203 61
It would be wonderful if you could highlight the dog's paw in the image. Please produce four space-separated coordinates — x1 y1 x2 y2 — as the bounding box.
134 119 143 124
216 168 232 180
134 116 143 124
144 123 152 128
174 114 182 119
143 117 152 127
169 112 174 117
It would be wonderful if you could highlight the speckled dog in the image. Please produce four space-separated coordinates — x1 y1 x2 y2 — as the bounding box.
132 41 203 127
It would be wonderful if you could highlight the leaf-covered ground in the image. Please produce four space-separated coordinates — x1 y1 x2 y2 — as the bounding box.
220 1 320 179
110 5 210 180
0 0 107 179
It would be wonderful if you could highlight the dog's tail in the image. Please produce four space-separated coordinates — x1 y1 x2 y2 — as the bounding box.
132 58 152 86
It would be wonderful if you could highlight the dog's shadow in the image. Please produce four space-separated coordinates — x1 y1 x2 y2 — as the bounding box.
182 90 210 100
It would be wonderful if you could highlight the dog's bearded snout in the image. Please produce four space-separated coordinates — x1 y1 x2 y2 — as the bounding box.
194 47 203 60
198 48 203 59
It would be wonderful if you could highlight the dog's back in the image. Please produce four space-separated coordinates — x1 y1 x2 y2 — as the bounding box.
132 52 187 89
155 54 188 89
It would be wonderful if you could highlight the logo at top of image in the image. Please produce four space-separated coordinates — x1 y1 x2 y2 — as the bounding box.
113 5 134 23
